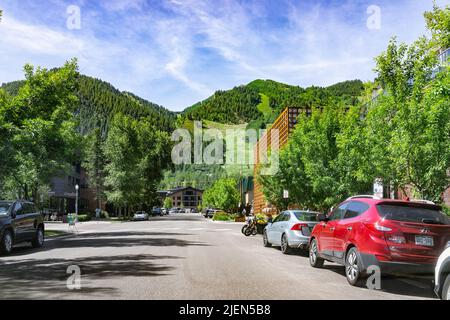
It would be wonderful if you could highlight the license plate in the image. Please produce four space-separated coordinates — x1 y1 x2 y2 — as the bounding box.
415 235 434 247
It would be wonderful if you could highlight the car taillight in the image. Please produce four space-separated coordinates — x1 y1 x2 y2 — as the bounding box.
291 223 310 235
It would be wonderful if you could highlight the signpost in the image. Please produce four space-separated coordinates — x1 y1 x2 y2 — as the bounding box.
373 178 383 198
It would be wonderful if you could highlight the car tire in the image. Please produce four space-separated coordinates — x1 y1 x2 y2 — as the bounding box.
31 226 45 248
0 229 13 255
280 233 292 254
309 238 324 268
442 273 450 300
345 247 365 286
263 230 271 247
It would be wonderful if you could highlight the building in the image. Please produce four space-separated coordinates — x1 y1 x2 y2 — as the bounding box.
158 187 203 209
253 107 306 214
46 164 101 215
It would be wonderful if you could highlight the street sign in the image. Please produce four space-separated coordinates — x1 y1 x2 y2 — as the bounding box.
283 190 289 199
373 179 383 198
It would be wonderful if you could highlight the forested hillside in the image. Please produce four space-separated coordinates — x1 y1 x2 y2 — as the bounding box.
1 75 177 136
183 79 365 127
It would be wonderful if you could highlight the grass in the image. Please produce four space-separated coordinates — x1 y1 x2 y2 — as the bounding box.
256 93 273 121
45 230 69 238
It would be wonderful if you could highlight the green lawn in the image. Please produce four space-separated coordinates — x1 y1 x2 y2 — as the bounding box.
45 230 68 238
256 93 273 120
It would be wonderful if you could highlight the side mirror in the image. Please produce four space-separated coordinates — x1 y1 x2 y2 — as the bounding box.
317 213 328 222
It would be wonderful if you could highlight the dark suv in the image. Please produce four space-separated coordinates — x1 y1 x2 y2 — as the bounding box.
0 200 45 255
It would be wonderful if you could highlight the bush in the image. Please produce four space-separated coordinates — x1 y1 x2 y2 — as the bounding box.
77 214 91 222
256 214 268 224
212 211 235 221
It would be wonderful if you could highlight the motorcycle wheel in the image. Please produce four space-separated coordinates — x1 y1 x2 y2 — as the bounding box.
244 227 254 237
241 225 248 235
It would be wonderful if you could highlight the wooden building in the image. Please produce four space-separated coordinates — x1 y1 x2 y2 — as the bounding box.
253 107 308 214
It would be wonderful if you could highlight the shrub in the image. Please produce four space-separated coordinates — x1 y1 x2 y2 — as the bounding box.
77 214 91 222
212 211 235 221
256 214 268 224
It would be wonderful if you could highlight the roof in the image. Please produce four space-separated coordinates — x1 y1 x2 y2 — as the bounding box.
158 186 203 196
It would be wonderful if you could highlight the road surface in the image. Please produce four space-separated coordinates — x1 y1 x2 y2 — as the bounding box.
0 213 437 299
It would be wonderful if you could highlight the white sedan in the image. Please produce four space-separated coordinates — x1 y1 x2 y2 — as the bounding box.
133 211 149 221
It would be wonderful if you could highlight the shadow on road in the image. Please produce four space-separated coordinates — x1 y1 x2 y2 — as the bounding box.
6 231 210 257
0 253 182 299
321 264 436 299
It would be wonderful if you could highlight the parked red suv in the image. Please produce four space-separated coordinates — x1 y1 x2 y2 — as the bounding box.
309 195 450 286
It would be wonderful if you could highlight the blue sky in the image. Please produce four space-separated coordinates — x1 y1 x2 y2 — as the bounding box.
0 0 448 111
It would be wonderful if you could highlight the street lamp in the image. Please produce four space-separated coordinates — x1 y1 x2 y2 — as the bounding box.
75 184 79 223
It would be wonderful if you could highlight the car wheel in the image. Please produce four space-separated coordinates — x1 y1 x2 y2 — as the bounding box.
263 230 271 247
280 234 292 254
442 273 450 300
31 226 44 248
0 230 13 255
345 247 364 286
309 238 324 268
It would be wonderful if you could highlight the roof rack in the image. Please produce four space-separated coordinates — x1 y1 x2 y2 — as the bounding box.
346 195 381 201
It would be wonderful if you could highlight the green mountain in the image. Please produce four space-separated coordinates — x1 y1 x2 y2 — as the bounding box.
183 79 365 128
1 75 177 136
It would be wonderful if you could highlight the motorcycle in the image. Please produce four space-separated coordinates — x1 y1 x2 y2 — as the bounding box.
242 215 257 236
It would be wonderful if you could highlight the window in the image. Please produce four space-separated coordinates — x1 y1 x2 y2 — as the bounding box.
273 212 285 223
329 203 347 221
13 202 24 215
344 201 370 219
377 204 450 225
293 211 319 221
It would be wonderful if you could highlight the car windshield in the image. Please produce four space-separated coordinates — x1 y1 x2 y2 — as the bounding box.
293 211 319 221
377 204 450 225
0 202 13 216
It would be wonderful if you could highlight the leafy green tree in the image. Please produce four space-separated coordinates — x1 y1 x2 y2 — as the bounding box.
203 178 239 213
0 59 81 201
103 113 172 215
84 127 106 209
103 113 143 216
163 197 173 209
424 2 450 49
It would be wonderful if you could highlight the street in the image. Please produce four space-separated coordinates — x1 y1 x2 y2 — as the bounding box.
0 213 437 300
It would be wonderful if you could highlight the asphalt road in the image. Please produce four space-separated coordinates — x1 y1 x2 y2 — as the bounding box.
0 213 437 300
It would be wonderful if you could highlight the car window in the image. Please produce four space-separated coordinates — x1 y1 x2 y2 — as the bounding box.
344 201 370 219
293 211 319 221
377 204 450 225
0 202 13 216
329 203 347 221
273 213 284 223
14 202 24 215
283 212 291 222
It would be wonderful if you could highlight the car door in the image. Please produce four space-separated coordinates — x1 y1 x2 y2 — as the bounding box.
318 203 347 257
268 213 284 244
334 201 369 261
276 212 290 240
11 202 28 242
